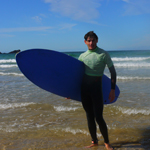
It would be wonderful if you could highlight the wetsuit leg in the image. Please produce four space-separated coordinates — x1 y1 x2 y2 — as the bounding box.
81 83 98 143
81 75 109 144
91 80 109 143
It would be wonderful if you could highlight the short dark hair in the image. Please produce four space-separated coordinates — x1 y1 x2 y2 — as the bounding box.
84 31 98 41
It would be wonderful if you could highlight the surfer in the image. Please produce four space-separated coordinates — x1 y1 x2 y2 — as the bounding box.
78 31 116 150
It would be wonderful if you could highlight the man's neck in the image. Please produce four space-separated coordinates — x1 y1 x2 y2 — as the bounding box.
89 46 98 51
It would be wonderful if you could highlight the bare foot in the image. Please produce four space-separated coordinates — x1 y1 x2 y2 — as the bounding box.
86 143 98 148
104 143 114 150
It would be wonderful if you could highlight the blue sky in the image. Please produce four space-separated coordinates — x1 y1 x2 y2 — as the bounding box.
0 0 150 52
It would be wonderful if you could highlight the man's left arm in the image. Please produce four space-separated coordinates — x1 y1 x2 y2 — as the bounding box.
108 65 116 102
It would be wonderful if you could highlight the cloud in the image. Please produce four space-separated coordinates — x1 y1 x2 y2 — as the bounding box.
0 34 15 38
0 27 53 33
44 0 101 22
59 23 77 30
122 0 150 15
32 14 47 23
32 16 42 23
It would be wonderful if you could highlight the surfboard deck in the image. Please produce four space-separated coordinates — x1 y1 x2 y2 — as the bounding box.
16 49 120 104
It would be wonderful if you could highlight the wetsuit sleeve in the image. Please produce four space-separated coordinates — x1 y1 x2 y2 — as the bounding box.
104 52 113 68
108 65 116 90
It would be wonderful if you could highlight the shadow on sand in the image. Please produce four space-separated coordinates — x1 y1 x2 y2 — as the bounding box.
110 128 150 149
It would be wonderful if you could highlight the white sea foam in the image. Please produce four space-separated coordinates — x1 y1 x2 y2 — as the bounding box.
115 62 150 68
0 126 18 132
62 127 102 137
117 76 150 80
0 59 16 63
105 73 150 80
0 64 17 68
0 102 35 110
0 72 23 76
54 106 79 112
112 57 150 62
62 127 89 135
35 123 46 128
117 106 150 115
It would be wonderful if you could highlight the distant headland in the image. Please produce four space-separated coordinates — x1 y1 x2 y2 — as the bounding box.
0 50 21 54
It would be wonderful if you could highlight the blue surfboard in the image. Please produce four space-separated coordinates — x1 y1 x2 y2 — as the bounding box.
16 49 120 104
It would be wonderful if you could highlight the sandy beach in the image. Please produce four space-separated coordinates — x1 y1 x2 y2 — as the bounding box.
0 130 150 149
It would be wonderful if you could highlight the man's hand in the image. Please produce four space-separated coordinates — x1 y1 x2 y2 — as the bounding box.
109 89 115 102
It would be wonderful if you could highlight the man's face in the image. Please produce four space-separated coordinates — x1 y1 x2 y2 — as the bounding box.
84 37 98 50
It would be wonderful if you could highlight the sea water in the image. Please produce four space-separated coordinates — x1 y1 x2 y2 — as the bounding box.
0 50 150 149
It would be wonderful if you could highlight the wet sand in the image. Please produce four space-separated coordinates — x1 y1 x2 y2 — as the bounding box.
0 129 150 150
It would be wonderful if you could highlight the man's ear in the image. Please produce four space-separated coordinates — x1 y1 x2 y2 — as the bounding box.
84 40 87 44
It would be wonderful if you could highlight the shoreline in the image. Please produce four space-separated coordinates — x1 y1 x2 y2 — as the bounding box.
0 129 150 150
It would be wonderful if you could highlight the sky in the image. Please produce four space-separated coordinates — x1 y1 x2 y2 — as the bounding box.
0 0 150 53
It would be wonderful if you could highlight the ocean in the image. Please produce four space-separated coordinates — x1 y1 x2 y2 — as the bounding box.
0 50 150 150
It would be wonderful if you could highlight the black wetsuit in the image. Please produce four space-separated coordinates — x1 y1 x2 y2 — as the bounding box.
81 65 116 144
79 47 116 144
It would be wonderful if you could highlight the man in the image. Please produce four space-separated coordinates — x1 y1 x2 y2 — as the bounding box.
78 31 116 150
